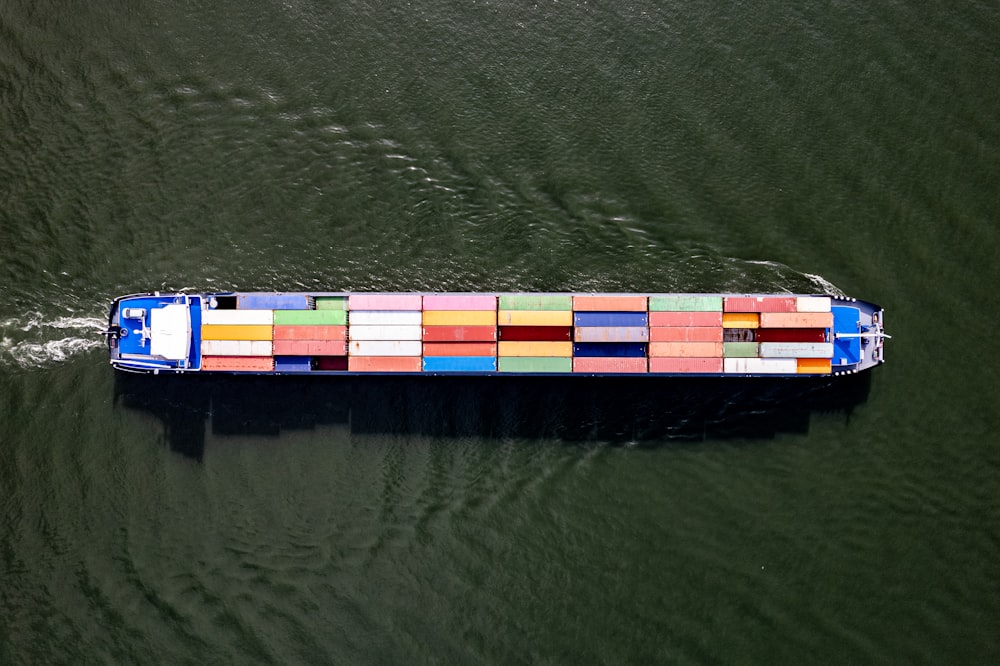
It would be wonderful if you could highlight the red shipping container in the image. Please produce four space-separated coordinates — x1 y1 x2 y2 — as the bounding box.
421 325 497 342
648 311 723 327
315 356 348 371
649 357 724 373
649 327 723 342
649 342 723 357
723 297 797 313
273 325 347 341
422 342 498 357
756 328 827 343
572 357 648 373
571 295 648 311
348 356 422 372
498 326 573 341
273 340 348 356
201 356 275 372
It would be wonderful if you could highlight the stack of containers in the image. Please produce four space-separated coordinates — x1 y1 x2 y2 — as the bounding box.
496 294 573 373
647 295 724 373
272 296 348 372
347 294 423 372
721 296 834 373
421 294 497 372
200 308 275 371
572 295 648 373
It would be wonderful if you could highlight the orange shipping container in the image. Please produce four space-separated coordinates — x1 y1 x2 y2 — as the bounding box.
797 358 832 374
649 327 723 342
649 357 724 373
721 312 760 329
648 342 723 358
759 312 833 328
348 356 422 372
422 325 497 342
422 342 498 357
571 295 648 311
272 325 347 341
201 324 273 341
201 356 275 372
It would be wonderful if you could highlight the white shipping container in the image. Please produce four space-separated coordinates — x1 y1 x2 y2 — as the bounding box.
349 340 423 357
724 358 798 374
201 340 273 356
202 309 274 325
348 325 423 341
796 297 832 313
347 311 423 326
759 342 834 358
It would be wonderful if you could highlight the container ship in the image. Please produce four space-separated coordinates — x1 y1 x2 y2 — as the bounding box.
104 292 888 377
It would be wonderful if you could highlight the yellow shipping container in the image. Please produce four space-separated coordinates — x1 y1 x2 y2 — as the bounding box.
721 312 760 329
497 310 574 326
201 324 273 341
497 341 573 357
422 310 497 326
797 358 832 374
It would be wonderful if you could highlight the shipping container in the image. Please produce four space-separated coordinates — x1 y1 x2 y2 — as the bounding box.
272 340 347 356
497 294 573 310
273 309 347 326
572 357 647 373
314 297 348 311
723 296 797 313
422 310 497 327
498 357 573 373
348 356 423 372
202 309 274 326
422 325 498 342
647 295 723 312
573 326 649 343
348 325 423 341
759 312 834 328
315 356 348 371
201 340 273 356
649 357 724 373
724 357 798 374
237 293 309 310
422 342 498 357
721 312 760 329
348 294 423 311
497 341 573 357
648 311 723 327
571 295 647 311
201 356 275 371
648 341 723 358
796 296 832 313
797 358 832 374
497 310 574 326
723 342 759 358
572 342 647 358
422 294 497 310
755 328 826 343
648 326 723 342
347 310 422 326
758 342 834 358
273 325 347 341
573 312 648 328
422 356 498 372
201 324 272 341
348 340 423 357
274 356 312 372
497 326 572 342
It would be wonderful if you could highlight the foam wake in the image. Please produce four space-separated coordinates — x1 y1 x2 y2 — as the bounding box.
0 312 106 369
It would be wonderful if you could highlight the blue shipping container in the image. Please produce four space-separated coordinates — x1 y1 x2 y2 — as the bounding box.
573 312 649 327
572 342 648 358
274 356 312 372
238 293 310 310
422 356 498 372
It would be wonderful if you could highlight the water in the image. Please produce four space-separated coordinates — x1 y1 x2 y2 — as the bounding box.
2 0 999 661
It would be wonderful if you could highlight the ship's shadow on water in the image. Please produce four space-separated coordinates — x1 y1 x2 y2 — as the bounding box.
114 372 872 460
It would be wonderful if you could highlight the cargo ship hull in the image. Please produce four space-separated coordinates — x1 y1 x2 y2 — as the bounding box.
105 292 887 377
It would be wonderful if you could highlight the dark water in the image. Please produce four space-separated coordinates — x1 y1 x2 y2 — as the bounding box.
2 0 999 662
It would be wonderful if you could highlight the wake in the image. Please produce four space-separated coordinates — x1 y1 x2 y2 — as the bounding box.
0 312 106 369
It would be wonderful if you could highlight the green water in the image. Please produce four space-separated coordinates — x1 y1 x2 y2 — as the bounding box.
2 0 999 662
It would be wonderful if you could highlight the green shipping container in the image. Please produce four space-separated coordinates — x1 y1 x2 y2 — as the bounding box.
315 297 348 311
498 294 573 311
273 309 347 325
498 356 573 373
723 341 759 357
648 295 723 312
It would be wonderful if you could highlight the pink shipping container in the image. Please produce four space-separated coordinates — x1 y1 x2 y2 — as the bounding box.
759 312 834 328
573 326 649 343
348 356 422 372
648 342 723 358
201 356 275 372
422 294 497 310
348 294 423 311
572 357 648 373
571 295 648 311
273 325 347 341
649 357 724 373
272 340 347 356
723 297 797 313
648 311 723 327
648 327 723 342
